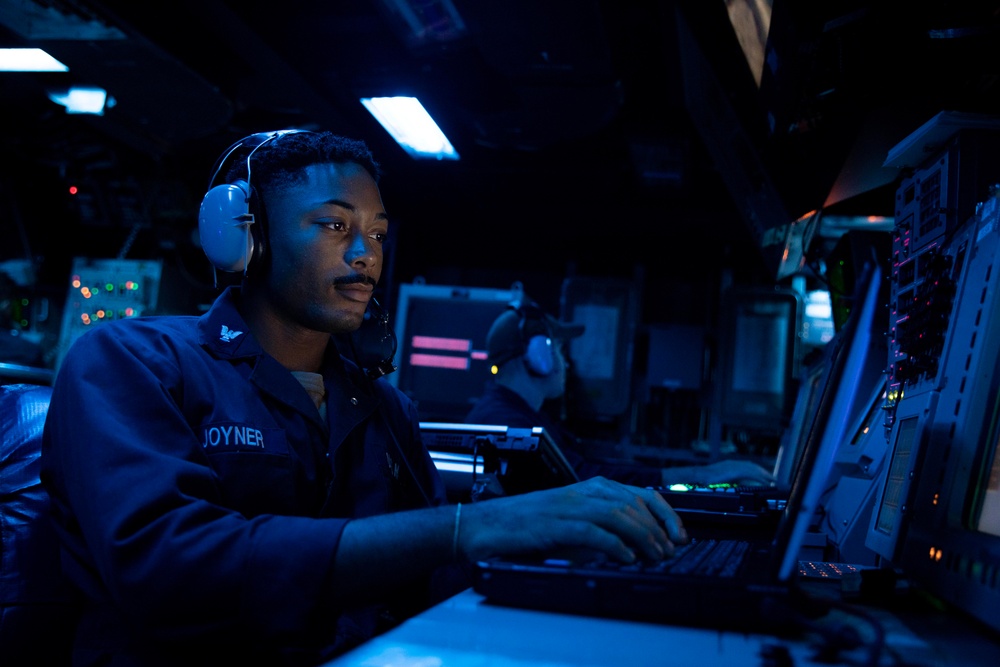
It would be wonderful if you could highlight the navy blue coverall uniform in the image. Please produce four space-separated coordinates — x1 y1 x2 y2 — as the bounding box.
41 286 460 666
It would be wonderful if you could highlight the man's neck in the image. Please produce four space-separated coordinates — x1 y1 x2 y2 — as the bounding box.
239 291 329 373
495 374 545 412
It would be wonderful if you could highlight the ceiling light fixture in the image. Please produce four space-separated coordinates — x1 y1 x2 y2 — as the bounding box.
47 86 114 115
0 47 68 71
375 0 467 47
361 96 459 160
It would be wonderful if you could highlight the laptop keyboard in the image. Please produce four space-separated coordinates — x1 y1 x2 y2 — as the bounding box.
541 538 752 578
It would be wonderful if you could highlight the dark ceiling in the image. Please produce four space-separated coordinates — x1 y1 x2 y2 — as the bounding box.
2 0 1000 317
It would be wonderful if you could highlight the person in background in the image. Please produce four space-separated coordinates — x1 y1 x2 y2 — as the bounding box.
465 301 776 488
40 130 687 667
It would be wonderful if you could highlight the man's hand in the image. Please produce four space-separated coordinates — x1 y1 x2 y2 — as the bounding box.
458 477 687 564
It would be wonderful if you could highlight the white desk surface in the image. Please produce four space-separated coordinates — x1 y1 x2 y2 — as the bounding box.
321 587 1000 667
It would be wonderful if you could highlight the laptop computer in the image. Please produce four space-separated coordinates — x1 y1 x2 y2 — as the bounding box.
471 264 883 632
653 260 885 528
470 396 844 631
649 344 833 524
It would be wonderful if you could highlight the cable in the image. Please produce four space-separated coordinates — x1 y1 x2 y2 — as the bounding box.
374 397 434 508
824 600 886 667
344 316 434 509
786 586 888 667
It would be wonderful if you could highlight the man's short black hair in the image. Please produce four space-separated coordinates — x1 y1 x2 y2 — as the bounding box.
224 130 382 194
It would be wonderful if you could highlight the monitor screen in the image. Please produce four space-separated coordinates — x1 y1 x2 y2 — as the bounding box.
388 282 522 422
945 359 1000 543
718 287 800 434
801 288 836 348
872 414 919 540
772 351 826 488
561 275 640 421
973 418 1000 538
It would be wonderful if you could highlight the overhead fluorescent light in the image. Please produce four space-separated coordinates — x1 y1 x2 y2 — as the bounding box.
48 87 114 115
361 96 459 160
0 47 68 72
375 0 467 47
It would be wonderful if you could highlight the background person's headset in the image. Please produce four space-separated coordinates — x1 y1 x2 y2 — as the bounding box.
507 301 560 377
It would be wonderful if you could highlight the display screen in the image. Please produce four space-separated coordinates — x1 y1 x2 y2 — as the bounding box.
389 284 518 422
977 444 1000 536
874 416 918 536
773 361 825 486
732 306 789 395
719 288 799 433
975 411 1000 537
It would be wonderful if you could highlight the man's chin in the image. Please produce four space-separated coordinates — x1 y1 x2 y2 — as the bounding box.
340 308 374 332
334 308 367 334
307 305 365 335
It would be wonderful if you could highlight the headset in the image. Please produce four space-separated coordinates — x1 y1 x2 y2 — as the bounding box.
510 301 558 377
198 129 310 274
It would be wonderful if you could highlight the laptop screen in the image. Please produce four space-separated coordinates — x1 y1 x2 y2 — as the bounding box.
774 259 884 581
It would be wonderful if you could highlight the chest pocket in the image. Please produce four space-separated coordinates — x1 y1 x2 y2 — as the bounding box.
200 422 322 517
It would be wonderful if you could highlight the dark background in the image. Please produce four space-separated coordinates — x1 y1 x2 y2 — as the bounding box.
2 0 1000 446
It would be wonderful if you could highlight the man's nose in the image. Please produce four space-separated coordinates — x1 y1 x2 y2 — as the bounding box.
346 232 376 264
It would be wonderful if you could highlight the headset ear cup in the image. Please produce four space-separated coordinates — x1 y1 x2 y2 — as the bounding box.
524 334 554 376
198 179 257 272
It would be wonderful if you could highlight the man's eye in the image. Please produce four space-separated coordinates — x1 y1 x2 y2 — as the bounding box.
371 232 387 245
322 221 345 231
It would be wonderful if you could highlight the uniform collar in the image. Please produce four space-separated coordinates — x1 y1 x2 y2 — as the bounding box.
197 286 378 431
197 286 263 360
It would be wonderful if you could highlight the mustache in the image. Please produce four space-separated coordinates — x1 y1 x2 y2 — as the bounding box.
333 274 378 288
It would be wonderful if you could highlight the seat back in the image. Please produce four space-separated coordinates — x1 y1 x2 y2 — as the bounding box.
0 383 79 664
